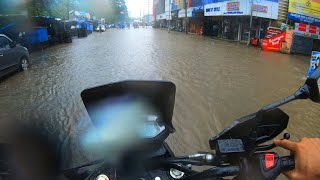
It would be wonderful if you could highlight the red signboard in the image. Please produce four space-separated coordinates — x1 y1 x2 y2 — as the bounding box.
262 32 286 51
309 25 317 34
295 23 320 39
227 2 240 11
297 23 307 32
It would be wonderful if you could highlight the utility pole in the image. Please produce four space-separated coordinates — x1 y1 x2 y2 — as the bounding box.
168 0 171 33
148 0 150 27
185 0 188 34
247 0 253 46
67 0 70 19
140 7 142 23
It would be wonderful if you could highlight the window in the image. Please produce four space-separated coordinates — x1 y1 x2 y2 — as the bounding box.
0 37 11 49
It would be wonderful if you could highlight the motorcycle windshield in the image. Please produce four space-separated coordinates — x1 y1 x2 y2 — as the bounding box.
81 80 176 134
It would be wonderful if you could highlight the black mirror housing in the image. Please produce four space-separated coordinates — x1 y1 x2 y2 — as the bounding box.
306 67 320 103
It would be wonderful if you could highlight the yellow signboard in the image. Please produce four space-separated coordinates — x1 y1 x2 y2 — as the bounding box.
288 0 320 18
178 0 186 9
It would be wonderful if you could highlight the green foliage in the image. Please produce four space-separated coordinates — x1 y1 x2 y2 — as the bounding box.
26 0 129 22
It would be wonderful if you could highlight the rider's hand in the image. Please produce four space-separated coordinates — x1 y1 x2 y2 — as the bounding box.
274 138 320 180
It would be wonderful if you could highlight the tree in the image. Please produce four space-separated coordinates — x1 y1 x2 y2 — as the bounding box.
25 0 128 22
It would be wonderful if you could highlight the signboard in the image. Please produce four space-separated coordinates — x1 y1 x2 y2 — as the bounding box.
295 23 320 39
156 13 166 20
252 4 268 13
288 0 320 26
227 2 240 11
178 9 186 18
205 1 249 16
178 8 193 18
307 51 320 77
262 30 286 51
204 0 278 19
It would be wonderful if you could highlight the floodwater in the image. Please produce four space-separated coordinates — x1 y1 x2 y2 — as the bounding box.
0 28 319 174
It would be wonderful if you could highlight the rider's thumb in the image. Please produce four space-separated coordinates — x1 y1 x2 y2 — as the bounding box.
274 139 297 152
283 170 297 179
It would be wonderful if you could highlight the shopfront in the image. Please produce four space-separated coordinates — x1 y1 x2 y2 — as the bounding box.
177 6 203 33
156 13 167 28
204 0 279 41
177 8 188 32
291 23 320 54
189 6 204 35
287 0 320 54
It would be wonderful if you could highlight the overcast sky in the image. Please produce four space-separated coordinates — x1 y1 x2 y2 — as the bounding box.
126 0 153 18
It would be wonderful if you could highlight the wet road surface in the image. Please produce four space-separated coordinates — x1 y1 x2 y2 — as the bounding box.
0 28 320 171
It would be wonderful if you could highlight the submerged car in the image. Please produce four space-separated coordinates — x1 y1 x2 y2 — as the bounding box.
0 34 29 78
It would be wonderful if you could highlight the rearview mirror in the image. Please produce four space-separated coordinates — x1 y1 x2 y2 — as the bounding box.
306 66 320 103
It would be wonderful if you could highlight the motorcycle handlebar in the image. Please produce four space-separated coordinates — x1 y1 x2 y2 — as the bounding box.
181 166 240 180
280 156 295 172
175 153 295 180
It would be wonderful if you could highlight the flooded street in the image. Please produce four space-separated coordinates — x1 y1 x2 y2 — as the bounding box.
0 28 320 170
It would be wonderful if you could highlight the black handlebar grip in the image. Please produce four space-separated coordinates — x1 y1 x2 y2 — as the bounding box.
280 156 295 172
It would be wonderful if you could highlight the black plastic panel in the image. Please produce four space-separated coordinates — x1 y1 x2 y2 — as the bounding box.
209 108 289 150
217 139 245 154
81 80 176 132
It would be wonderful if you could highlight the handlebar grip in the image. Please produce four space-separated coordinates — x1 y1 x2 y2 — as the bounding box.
280 156 295 172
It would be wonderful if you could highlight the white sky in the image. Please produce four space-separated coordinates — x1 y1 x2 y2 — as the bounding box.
126 0 153 18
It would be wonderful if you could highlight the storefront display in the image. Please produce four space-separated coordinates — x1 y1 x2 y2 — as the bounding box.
189 19 202 35
262 27 286 51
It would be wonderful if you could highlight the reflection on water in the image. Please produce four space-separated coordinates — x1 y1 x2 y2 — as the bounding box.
0 29 319 170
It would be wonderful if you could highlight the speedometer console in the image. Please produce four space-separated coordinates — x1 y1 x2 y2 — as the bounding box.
81 81 176 148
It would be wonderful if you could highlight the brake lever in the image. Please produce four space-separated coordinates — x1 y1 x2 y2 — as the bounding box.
256 133 290 151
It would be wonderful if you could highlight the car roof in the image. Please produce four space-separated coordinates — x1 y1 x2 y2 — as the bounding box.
0 34 11 40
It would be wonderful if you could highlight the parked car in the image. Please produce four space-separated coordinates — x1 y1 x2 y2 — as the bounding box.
0 34 29 78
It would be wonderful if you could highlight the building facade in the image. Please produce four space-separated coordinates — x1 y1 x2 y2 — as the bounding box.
154 0 166 27
203 0 279 41
286 0 320 54
153 0 294 42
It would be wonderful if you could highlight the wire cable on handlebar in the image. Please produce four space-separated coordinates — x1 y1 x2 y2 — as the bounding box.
181 166 240 180
63 159 104 173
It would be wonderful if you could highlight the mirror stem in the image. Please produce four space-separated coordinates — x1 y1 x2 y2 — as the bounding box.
260 94 296 113
260 84 310 113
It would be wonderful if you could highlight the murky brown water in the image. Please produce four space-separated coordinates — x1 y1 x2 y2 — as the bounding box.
0 29 319 175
